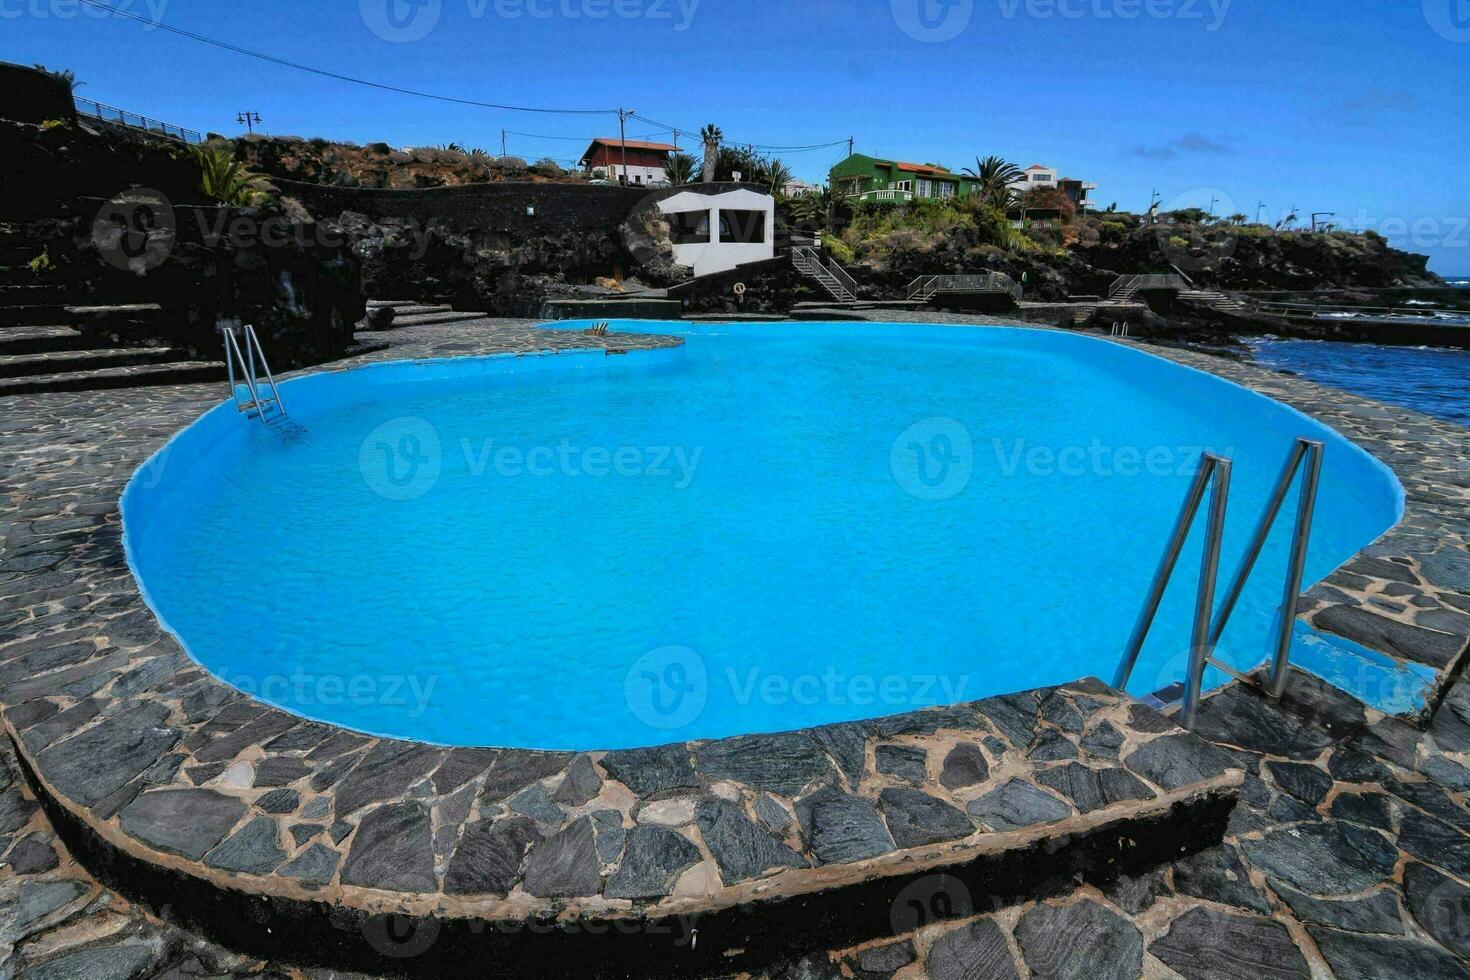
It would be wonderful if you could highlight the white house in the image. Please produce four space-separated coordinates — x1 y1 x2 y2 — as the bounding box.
1008 164 1098 209
656 187 776 277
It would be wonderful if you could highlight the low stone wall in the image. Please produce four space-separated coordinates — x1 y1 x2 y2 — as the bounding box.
280 180 648 241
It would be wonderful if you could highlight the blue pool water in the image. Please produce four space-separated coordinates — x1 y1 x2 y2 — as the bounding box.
123 323 1411 749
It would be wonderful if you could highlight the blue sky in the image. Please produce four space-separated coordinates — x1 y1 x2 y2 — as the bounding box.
8 0 1468 271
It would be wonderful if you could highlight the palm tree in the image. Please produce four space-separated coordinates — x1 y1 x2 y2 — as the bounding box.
764 158 794 196
700 124 723 183
963 155 1025 206
190 145 267 206
664 151 698 186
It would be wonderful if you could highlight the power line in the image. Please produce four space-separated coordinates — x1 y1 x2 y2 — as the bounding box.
76 0 616 116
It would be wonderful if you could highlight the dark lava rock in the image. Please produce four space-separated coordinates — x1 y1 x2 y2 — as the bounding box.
755 793 793 833
4 834 58 874
478 750 567 803
591 809 625 865
1172 844 1270 914
847 940 916 979
1034 763 1151 813
1242 823 1397 896
1015 899 1142 980
431 748 497 795
1149 907 1309 980
810 723 868 787
696 732 834 796
1308 925 1468 980
551 755 602 805
1190 685 1335 758
520 816 600 899
605 826 702 900
1328 791 1394 830
1273 882 1405 936
1126 703 1177 734
35 702 178 807
1101 866 1169 915
253 756 311 787
769 952 845 980
796 787 895 864
1327 746 1392 784
926 920 1021 980
874 744 928 785
1315 604 1465 669
939 743 989 790
1079 722 1125 760
1027 729 1079 762
966 779 1073 831
877 788 973 848
695 798 805 884
1266 761 1334 807
1399 809 1470 878
118 789 244 860
255 788 300 815
598 744 698 796
332 742 442 817
204 815 285 875
444 816 540 896
340 801 436 893
508 783 563 827
279 842 339 887
975 692 1040 748
24 943 160 980
1124 733 1231 790
1404 862 1470 958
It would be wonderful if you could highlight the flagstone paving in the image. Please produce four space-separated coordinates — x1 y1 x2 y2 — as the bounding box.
1 313 1468 977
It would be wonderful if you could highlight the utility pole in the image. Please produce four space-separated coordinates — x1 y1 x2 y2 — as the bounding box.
236 111 261 134
501 129 508 168
848 137 854 158
618 108 634 186
1208 195 1219 217
1256 201 1266 224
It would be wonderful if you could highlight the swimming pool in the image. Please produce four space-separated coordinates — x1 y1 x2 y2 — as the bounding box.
122 322 1411 749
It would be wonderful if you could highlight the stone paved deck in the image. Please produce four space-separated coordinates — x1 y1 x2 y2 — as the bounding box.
1 313 1469 977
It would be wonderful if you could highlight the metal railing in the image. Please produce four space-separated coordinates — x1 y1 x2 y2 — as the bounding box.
907 273 1023 302
73 97 203 144
1110 322 1132 337
848 189 916 204
1108 274 1186 301
1113 437 1324 729
222 323 286 421
792 246 857 303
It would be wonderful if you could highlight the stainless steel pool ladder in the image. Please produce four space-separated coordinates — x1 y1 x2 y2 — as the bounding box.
222 323 286 421
1113 437 1324 730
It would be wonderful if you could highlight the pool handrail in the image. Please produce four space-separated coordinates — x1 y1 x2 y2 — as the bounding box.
1114 437 1325 728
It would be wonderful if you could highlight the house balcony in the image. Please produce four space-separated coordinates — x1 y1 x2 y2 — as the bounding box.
847 188 915 204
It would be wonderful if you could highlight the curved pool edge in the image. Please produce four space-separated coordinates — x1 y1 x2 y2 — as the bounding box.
0 318 1466 974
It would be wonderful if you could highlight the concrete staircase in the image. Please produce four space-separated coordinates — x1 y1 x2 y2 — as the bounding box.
0 227 228 397
1179 289 1247 314
360 299 489 331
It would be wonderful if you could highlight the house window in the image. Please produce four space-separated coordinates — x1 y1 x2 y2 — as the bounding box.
936 182 955 199
1032 173 1051 182
917 179 933 197
718 210 767 244
896 180 914 192
670 211 711 244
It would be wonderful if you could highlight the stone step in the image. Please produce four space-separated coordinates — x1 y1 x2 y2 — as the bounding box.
387 305 454 316
0 359 227 397
0 305 72 328
390 311 487 328
0 346 191 379
0 326 93 356
0 283 74 307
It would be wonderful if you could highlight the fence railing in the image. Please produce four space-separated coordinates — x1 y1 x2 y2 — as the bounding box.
73 97 203 144
908 273 1022 302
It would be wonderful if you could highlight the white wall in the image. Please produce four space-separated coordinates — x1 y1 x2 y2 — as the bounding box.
657 188 776 277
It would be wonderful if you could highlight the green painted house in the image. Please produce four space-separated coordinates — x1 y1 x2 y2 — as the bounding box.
829 153 983 204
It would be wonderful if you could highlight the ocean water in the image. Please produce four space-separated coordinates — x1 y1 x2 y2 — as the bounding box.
1247 338 1470 427
123 323 1407 749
